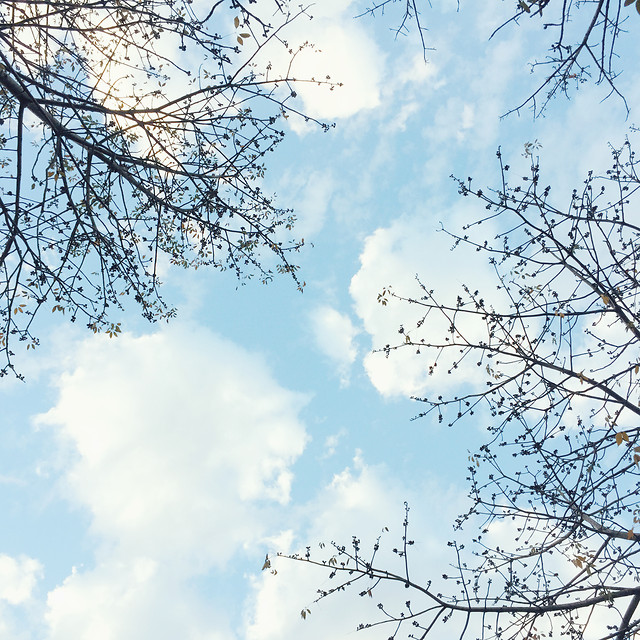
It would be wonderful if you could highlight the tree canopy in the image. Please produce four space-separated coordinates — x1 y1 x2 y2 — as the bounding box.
289 140 640 639
0 0 322 377
3 0 634 379
277 4 640 638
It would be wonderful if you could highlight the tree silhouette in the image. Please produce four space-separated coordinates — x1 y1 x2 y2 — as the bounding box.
289 140 640 640
0 0 327 377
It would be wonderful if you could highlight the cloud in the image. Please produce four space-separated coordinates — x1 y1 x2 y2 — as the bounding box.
321 429 346 459
310 305 359 386
0 554 44 640
244 451 467 640
244 453 407 640
45 561 230 640
257 2 384 129
0 555 42 605
349 208 501 398
288 22 382 121
36 325 309 638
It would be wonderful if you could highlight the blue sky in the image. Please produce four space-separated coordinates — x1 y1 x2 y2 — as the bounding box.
1 1 639 638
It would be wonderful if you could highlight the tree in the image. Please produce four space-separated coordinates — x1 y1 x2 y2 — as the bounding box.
358 0 638 115
288 140 640 640
0 0 326 377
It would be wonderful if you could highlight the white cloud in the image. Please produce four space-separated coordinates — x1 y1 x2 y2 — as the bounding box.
257 2 384 129
350 208 501 397
45 561 229 640
35 325 309 638
0 555 42 605
387 100 421 132
395 54 440 88
310 305 359 386
245 454 405 640
244 452 467 640
290 22 382 121
321 430 345 458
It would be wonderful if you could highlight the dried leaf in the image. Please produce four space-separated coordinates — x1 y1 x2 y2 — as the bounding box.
615 431 629 446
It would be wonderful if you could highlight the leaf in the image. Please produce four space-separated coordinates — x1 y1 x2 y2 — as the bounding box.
240 33 251 38
301 608 311 620
262 554 271 571
615 431 629 446
629 529 636 540
237 36 243 45
519 0 531 11
234 16 240 28
635 364 639 375
106 322 122 338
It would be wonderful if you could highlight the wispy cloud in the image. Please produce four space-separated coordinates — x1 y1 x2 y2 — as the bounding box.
310 305 359 387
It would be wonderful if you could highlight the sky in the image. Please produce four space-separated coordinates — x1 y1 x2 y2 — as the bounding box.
1 1 639 639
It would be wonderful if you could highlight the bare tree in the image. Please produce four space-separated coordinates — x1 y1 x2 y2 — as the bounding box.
0 0 328 377
287 140 640 640
357 0 637 115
